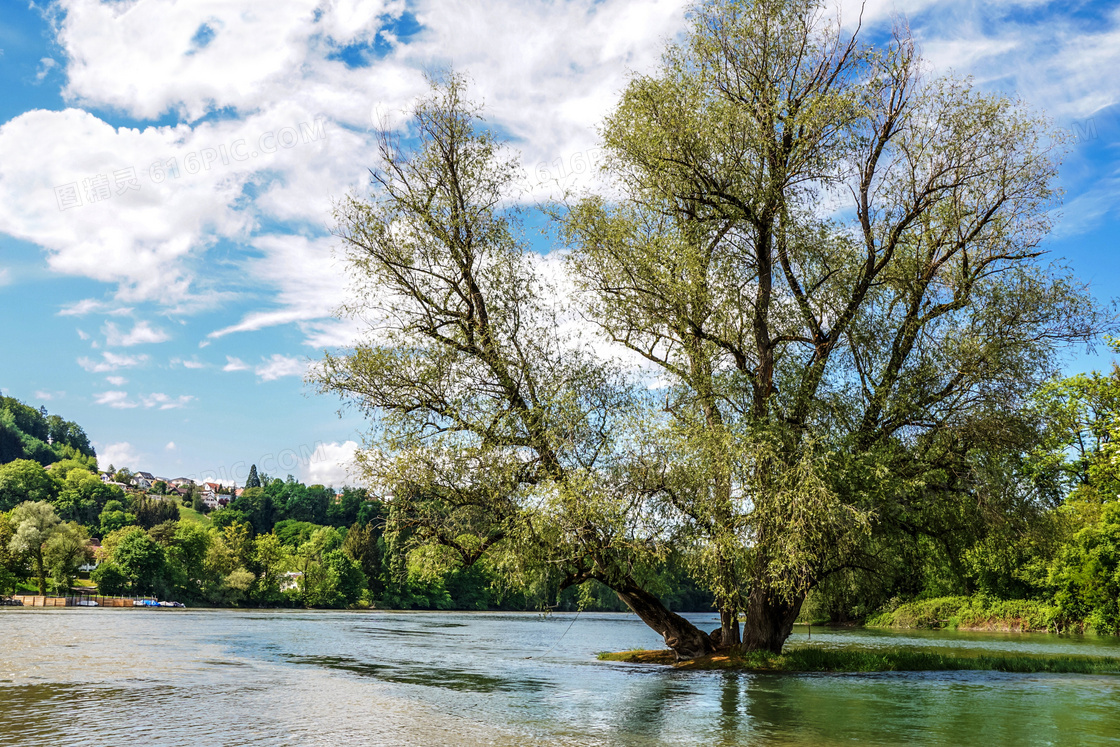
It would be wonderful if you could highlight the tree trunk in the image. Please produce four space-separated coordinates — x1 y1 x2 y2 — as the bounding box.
612 581 715 660
741 587 803 654
719 607 741 648
34 550 46 597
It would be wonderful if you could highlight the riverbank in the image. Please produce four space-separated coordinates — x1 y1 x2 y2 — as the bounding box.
863 596 1059 632
598 646 1120 674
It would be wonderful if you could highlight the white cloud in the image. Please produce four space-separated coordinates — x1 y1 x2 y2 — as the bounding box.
94 390 138 408
1 0 690 343
59 299 133 317
105 375 127 386
171 356 207 369
208 235 348 340
92 389 192 409
165 441 177 451
304 440 360 486
104 319 170 346
141 393 194 410
34 390 63 401
0 108 255 303
97 441 141 471
0 267 9 286
35 57 57 83
78 351 149 373
223 356 250 372
58 0 403 121
397 0 689 177
2 0 1114 363
255 354 307 381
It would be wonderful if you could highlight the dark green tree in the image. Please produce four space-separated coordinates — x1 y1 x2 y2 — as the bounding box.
209 508 250 530
91 562 128 595
245 465 262 489
111 528 166 595
186 483 205 513
343 520 383 596
230 487 277 535
134 497 181 529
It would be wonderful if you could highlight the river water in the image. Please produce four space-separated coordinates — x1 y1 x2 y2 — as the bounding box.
2 609 1119 745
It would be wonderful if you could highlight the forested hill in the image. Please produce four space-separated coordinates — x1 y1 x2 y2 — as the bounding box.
0 395 96 467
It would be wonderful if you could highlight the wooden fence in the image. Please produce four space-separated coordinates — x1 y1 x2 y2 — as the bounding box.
9 595 157 607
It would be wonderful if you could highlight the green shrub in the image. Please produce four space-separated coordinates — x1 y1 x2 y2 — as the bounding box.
868 595 1057 632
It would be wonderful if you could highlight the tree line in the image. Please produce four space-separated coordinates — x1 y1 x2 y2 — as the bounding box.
0 395 96 468
0 457 713 611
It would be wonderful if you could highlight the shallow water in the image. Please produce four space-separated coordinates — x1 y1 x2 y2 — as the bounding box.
2 609 1119 745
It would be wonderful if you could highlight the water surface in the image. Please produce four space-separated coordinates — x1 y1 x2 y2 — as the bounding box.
2 609 1118 745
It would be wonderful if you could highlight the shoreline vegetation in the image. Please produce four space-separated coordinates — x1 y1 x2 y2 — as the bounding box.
861 595 1059 633
598 646 1120 675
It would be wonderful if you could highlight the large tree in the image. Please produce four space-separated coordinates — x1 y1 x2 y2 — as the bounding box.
8 501 63 595
562 0 1104 651
314 74 718 657
316 0 1103 658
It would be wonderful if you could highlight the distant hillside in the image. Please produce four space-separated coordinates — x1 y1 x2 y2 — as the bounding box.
0 395 96 467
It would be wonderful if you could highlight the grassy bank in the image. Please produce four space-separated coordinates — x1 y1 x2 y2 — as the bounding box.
177 505 211 526
865 596 1057 632
599 646 1120 674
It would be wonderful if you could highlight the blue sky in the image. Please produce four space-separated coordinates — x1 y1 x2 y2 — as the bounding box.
0 0 1118 485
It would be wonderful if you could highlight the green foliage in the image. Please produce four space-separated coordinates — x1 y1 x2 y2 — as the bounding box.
274 519 324 547
229 487 275 534
134 497 182 530
865 595 1058 632
91 561 128 595
252 532 290 602
0 512 22 596
342 521 383 596
8 501 64 595
0 397 95 467
245 464 261 489
324 550 365 606
283 483 330 524
44 521 92 593
1047 502 1120 633
56 470 123 529
162 521 211 601
0 460 59 512
99 509 135 537
209 508 249 530
109 527 166 594
329 487 366 527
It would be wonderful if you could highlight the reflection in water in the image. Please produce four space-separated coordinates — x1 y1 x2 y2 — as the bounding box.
2 609 1120 746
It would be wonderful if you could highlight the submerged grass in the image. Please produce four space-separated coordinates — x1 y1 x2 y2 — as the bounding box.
598 646 1120 674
